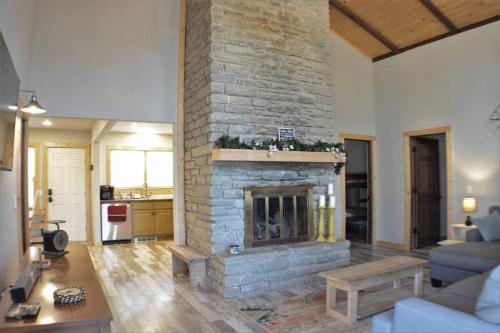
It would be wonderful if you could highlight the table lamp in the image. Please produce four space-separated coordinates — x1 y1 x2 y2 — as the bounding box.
462 197 477 226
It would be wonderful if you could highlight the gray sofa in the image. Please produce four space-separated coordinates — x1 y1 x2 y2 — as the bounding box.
372 269 500 332
372 206 500 332
429 206 500 287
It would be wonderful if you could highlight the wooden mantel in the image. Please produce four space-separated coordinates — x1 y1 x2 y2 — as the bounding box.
211 149 346 163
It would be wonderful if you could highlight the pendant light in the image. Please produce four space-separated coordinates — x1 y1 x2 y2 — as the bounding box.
18 90 47 114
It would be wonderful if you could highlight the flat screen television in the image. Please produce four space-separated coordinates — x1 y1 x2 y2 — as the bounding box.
0 31 20 171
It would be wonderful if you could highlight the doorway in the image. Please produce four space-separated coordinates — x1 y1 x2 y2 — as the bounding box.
404 127 451 250
410 134 447 248
47 147 88 241
26 116 176 245
341 135 375 244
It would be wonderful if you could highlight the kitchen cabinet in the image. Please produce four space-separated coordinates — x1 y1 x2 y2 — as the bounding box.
154 210 173 237
132 200 173 238
133 210 155 237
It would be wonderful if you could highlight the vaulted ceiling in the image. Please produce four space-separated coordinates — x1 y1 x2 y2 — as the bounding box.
329 0 500 61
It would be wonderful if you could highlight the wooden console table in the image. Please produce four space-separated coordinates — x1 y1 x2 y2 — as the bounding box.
0 243 112 332
319 256 426 324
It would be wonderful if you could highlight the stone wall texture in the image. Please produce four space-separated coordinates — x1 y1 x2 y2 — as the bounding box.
184 0 214 254
184 0 339 298
209 0 334 144
212 241 350 299
185 0 334 253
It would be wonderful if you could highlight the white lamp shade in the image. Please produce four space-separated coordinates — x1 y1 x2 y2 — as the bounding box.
462 197 477 214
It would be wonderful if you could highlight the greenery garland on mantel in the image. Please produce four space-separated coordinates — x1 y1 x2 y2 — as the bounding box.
215 135 347 174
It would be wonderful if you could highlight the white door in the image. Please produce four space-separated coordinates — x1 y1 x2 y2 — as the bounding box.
47 148 87 241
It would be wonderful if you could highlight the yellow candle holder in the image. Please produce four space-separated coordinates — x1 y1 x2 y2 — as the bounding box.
317 207 326 242
326 207 337 242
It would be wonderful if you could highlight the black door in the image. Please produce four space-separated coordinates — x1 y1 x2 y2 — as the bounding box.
411 137 440 248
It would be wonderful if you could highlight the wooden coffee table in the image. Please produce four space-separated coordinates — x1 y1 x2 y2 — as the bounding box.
319 255 426 324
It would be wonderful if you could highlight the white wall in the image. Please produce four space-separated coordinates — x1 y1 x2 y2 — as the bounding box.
0 0 35 85
0 0 35 290
331 32 376 137
374 22 500 244
330 32 376 237
28 0 179 123
29 128 91 145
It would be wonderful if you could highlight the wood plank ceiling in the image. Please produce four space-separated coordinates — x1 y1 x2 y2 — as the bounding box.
329 0 500 61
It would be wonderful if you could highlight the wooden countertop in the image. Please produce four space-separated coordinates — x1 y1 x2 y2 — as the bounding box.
0 243 112 332
100 197 173 203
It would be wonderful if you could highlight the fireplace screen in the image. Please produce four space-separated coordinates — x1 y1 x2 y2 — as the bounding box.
245 186 314 248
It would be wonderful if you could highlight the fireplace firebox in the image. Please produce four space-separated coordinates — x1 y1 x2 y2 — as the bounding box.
244 186 314 248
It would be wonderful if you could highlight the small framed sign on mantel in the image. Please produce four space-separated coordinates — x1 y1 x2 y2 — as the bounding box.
278 128 295 141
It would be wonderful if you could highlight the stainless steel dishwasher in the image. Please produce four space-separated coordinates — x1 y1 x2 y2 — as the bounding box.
101 203 132 242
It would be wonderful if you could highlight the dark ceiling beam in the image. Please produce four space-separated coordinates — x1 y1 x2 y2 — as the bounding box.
373 15 500 62
329 0 399 53
420 0 458 34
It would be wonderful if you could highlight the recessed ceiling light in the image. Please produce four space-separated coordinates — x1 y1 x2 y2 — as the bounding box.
130 123 151 134
42 119 53 127
8 105 18 111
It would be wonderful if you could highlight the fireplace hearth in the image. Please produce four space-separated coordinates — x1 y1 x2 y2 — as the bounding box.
244 186 314 248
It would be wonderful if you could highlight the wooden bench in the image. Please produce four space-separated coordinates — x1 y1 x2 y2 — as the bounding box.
319 256 426 324
170 245 208 290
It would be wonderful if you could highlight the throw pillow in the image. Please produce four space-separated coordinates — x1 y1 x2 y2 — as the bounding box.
475 264 500 324
472 212 500 242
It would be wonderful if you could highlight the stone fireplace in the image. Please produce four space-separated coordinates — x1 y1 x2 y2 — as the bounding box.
245 186 314 247
183 0 350 298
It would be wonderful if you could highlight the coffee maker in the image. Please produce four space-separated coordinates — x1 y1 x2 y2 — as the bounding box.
100 185 115 200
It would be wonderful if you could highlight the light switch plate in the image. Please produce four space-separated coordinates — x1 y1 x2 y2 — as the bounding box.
12 194 17 210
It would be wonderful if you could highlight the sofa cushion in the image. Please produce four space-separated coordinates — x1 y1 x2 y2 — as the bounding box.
371 309 393 333
476 265 500 324
472 212 500 242
430 241 500 273
426 292 477 314
442 273 488 300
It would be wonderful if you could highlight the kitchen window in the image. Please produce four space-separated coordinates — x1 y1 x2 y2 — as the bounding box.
146 151 173 187
108 149 173 189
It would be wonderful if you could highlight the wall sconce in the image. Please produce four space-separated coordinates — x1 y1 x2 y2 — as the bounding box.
490 104 500 130
462 197 477 226
9 89 47 114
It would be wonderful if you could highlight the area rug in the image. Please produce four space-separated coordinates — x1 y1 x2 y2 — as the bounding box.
239 291 339 332
233 279 432 333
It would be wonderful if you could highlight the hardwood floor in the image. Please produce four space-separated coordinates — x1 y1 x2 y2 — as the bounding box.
88 241 430 333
